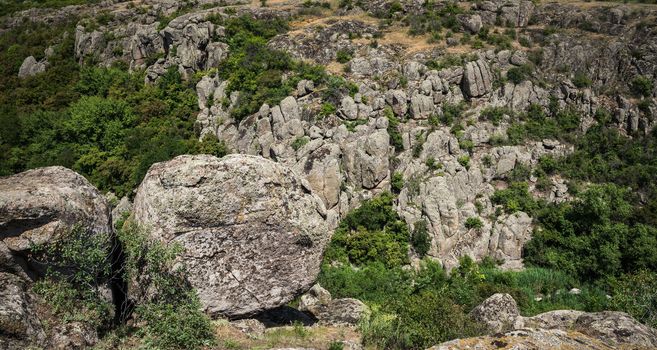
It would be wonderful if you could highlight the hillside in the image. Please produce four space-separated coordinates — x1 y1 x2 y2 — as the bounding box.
0 0 656 349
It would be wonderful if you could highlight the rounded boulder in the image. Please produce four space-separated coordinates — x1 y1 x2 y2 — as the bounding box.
132 154 329 318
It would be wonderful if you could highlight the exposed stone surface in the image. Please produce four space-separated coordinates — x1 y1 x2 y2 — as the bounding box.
462 59 493 98
0 272 46 350
469 293 520 333
299 284 370 326
132 154 330 318
574 312 657 348
429 329 618 350
18 56 47 78
0 166 112 279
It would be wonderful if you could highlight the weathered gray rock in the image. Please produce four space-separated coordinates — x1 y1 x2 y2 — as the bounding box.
462 59 493 98
0 166 112 279
0 272 46 349
575 311 657 348
299 284 370 326
429 328 616 350
49 322 98 350
231 318 266 338
18 56 47 78
459 14 483 34
469 293 520 333
132 154 330 318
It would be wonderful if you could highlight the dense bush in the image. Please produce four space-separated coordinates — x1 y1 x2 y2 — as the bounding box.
630 75 654 97
491 182 541 215
31 225 115 328
411 220 431 257
324 193 410 267
1 43 227 197
506 64 533 84
524 184 657 283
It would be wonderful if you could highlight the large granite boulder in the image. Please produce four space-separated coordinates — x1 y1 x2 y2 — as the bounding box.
299 284 370 326
0 272 46 350
132 154 330 318
0 166 112 279
469 293 520 333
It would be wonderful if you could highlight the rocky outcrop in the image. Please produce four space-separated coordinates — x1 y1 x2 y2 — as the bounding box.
462 59 493 98
429 328 618 350
459 294 657 349
299 284 370 326
469 293 520 333
132 154 330 318
0 166 112 279
17 56 47 78
0 272 46 350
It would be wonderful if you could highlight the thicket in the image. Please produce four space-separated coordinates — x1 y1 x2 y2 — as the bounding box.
0 20 226 197
32 221 215 349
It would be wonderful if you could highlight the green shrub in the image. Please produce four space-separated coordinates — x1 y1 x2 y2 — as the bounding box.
291 136 309 151
465 217 483 230
412 220 431 257
118 222 215 349
336 49 353 63
491 182 540 215
31 225 114 328
457 155 470 169
425 157 443 171
506 64 533 84
611 270 657 328
391 172 404 193
480 107 510 126
572 72 592 88
386 107 404 152
630 75 654 97
323 193 410 267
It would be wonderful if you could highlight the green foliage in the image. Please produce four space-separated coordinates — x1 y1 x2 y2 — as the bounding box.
291 136 309 151
464 217 483 230
524 184 657 282
610 270 657 328
506 64 533 84
411 220 431 257
319 102 337 117
391 171 404 193
480 106 510 126
213 16 332 122
457 155 470 169
572 72 592 88
491 182 541 215
323 193 410 267
118 222 215 350
630 75 654 97
386 107 404 152
31 225 114 327
336 49 353 63
425 157 442 171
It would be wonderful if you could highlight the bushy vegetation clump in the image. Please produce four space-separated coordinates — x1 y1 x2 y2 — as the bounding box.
33 221 215 350
324 192 410 267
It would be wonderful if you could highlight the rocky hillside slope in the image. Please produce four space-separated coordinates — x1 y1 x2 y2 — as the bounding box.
1 0 657 349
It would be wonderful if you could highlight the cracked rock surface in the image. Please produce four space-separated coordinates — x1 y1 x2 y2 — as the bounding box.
132 154 330 318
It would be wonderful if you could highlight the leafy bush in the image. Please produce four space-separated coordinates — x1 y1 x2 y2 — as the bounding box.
610 270 657 328
480 106 511 126
572 72 592 88
391 172 404 193
524 184 657 282
457 155 470 169
336 49 353 63
118 222 215 349
386 107 404 152
506 64 533 84
411 220 431 257
491 182 541 215
31 225 114 328
630 75 654 97
323 193 410 267
464 217 483 230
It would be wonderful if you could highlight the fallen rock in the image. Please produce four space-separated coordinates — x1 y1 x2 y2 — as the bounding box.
298 284 370 326
469 293 520 333
0 166 112 279
132 154 330 318
575 311 657 348
0 272 46 349
429 328 617 350
18 56 47 78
